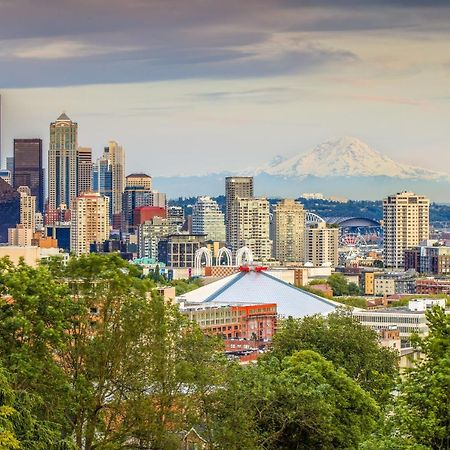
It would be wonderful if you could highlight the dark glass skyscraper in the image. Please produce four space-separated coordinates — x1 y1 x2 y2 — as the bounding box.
13 138 44 212
0 178 20 243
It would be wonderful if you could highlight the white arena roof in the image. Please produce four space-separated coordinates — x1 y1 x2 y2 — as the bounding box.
177 270 340 318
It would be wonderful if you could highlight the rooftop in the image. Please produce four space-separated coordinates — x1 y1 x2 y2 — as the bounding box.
56 112 71 121
178 270 341 318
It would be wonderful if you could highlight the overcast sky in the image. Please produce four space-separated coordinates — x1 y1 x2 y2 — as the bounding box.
1 0 449 177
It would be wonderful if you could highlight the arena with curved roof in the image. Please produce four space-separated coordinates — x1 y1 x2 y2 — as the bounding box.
177 269 341 318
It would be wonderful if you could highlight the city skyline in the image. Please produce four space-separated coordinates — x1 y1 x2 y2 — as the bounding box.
1 1 450 177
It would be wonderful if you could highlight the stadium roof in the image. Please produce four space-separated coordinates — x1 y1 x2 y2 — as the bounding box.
177 270 340 318
324 217 381 227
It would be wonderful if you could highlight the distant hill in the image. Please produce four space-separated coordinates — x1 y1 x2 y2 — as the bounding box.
168 197 450 224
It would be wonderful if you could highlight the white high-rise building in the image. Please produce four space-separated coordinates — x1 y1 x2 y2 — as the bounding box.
225 177 253 245
192 196 226 242
383 191 430 269
230 197 272 260
71 193 110 256
305 222 339 267
273 199 305 263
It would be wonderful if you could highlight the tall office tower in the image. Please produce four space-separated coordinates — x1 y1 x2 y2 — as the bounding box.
137 217 176 259
192 196 226 242
383 191 430 269
71 192 110 256
230 197 272 260
77 147 93 195
13 139 44 212
103 141 125 217
225 176 253 245
122 186 152 232
17 186 36 231
273 199 306 263
48 113 78 209
305 222 339 267
0 178 20 243
91 163 99 192
126 173 152 190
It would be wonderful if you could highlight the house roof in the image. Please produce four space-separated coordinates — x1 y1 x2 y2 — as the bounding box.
178 270 340 318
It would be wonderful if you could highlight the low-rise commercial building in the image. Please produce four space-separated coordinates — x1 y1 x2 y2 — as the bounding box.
353 298 447 347
182 303 277 341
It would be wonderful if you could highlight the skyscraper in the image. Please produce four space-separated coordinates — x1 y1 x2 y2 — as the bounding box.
230 197 272 260
126 173 152 190
0 178 20 243
77 147 93 195
225 176 253 246
13 138 44 212
192 196 226 242
383 191 430 269
273 199 306 263
48 113 78 209
122 173 154 232
103 141 125 217
71 192 110 256
305 222 339 267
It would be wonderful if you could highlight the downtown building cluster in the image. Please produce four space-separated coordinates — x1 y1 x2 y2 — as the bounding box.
0 126 341 274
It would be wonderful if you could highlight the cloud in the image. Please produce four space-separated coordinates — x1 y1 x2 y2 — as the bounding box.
0 0 448 88
0 38 140 60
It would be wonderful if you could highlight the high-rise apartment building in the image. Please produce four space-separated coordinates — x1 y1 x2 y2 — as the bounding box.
273 199 305 263
13 138 44 212
48 113 78 209
192 196 226 242
77 147 93 195
17 186 36 231
225 177 253 245
383 191 430 268
8 225 33 247
71 192 110 256
305 222 339 267
230 197 272 260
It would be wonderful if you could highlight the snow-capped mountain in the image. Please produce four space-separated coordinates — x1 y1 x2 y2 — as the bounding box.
256 137 449 181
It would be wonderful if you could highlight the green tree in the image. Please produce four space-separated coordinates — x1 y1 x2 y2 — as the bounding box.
0 365 74 449
0 257 79 429
270 311 398 403
348 281 360 295
327 273 350 296
238 350 379 449
390 307 450 449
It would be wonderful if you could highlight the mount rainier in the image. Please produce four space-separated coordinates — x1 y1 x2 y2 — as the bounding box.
155 137 450 201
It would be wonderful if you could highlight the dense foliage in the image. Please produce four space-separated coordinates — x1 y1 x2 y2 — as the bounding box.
0 254 448 449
